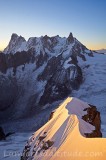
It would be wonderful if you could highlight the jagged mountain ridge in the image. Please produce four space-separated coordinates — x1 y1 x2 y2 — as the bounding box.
0 33 93 120
3 32 93 56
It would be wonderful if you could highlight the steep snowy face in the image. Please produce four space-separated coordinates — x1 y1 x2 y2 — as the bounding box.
4 33 26 54
21 97 103 160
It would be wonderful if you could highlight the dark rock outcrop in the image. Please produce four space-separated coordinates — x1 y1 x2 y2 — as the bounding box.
0 127 5 140
83 104 102 137
0 50 35 74
38 53 82 106
39 64 82 106
0 126 14 140
67 32 74 44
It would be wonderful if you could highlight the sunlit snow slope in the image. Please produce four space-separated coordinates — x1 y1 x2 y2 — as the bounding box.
22 97 106 160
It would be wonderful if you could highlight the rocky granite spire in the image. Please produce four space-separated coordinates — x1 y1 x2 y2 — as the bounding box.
67 32 74 43
3 33 26 54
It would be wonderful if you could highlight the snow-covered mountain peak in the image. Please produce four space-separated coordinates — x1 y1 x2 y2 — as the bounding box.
21 97 103 160
11 33 19 39
4 33 26 54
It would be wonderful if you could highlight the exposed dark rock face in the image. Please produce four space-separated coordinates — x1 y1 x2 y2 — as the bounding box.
0 50 35 74
67 32 74 44
39 64 82 106
83 104 102 137
0 127 5 140
36 51 48 68
0 52 7 73
38 52 82 106
0 126 14 140
0 77 18 112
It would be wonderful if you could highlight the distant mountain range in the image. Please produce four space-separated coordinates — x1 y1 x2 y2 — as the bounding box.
95 49 106 54
0 32 104 123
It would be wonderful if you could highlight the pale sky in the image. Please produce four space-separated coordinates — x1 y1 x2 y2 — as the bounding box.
0 0 106 51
